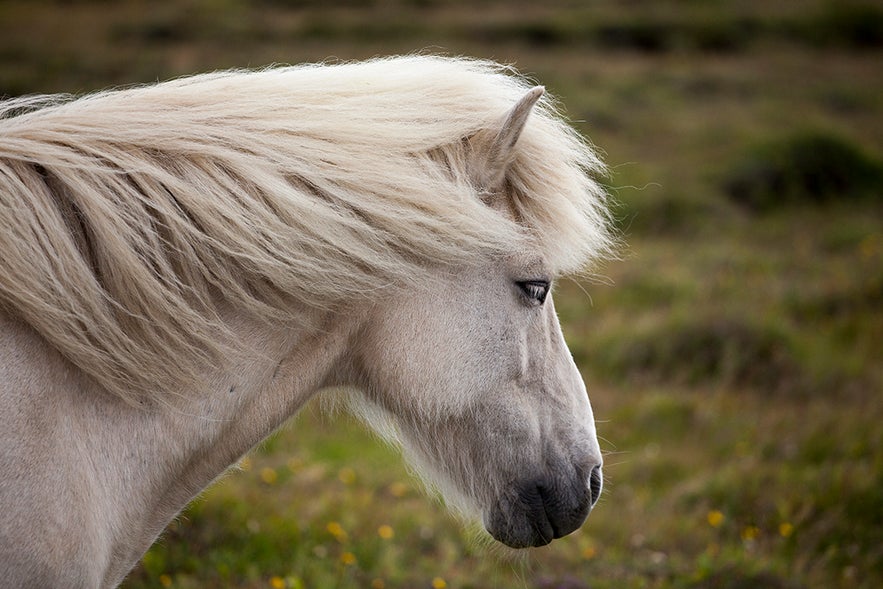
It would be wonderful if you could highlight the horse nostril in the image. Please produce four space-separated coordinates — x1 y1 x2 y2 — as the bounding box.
589 464 603 507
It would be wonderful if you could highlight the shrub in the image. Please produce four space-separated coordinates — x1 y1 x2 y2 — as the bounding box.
723 132 882 211
595 317 805 395
613 194 727 236
785 2 883 49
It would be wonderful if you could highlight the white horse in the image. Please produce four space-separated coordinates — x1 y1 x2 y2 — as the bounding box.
0 56 612 587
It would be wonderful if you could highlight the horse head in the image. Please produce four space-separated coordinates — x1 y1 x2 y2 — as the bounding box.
348 88 604 548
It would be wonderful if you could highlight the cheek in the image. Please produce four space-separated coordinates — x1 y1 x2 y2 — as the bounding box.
361 295 517 417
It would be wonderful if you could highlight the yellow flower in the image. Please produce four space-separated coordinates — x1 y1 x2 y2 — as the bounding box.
581 546 597 559
269 576 286 589
260 467 278 485
707 510 725 528
340 551 357 565
371 579 386 589
338 467 356 484
378 524 394 539
431 577 447 589
741 525 760 541
779 522 794 538
158 574 172 587
326 521 348 542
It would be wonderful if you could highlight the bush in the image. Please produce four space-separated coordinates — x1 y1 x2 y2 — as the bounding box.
595 317 805 394
723 132 882 211
613 194 728 236
785 2 883 49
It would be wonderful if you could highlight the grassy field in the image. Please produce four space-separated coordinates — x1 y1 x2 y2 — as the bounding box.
2 1 881 587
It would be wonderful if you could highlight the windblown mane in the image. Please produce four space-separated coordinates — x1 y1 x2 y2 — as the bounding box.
0 56 611 403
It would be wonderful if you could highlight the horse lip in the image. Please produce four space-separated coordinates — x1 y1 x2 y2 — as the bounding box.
532 496 557 546
537 483 574 540
484 479 591 548
484 514 553 548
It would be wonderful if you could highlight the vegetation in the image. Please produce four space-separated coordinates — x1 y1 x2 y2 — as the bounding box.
1 1 880 587
724 132 882 210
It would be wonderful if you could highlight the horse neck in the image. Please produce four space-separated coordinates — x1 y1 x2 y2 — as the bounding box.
64 306 360 584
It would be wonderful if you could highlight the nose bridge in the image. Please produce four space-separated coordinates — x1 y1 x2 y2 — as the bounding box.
542 301 586 405
541 300 602 463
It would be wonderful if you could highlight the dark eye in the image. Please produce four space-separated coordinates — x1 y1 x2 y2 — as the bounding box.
516 280 550 304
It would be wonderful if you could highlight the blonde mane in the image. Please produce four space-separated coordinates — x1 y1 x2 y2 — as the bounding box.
0 56 611 403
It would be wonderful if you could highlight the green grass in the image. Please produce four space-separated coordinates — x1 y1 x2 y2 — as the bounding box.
2 1 881 587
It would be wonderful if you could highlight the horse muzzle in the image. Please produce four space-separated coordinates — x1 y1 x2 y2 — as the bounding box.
484 463 603 548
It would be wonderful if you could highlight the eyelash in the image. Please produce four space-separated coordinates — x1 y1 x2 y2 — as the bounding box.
516 280 550 304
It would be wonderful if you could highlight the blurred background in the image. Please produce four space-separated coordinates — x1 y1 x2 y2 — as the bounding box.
2 1 881 587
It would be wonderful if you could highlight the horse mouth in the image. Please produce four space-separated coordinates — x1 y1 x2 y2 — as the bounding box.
483 471 600 548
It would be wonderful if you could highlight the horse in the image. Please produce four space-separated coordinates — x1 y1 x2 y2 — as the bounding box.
0 55 613 587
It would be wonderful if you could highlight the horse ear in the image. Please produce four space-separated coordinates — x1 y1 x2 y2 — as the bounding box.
478 86 545 191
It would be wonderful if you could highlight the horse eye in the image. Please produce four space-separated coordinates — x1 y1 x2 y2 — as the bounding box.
516 280 550 304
